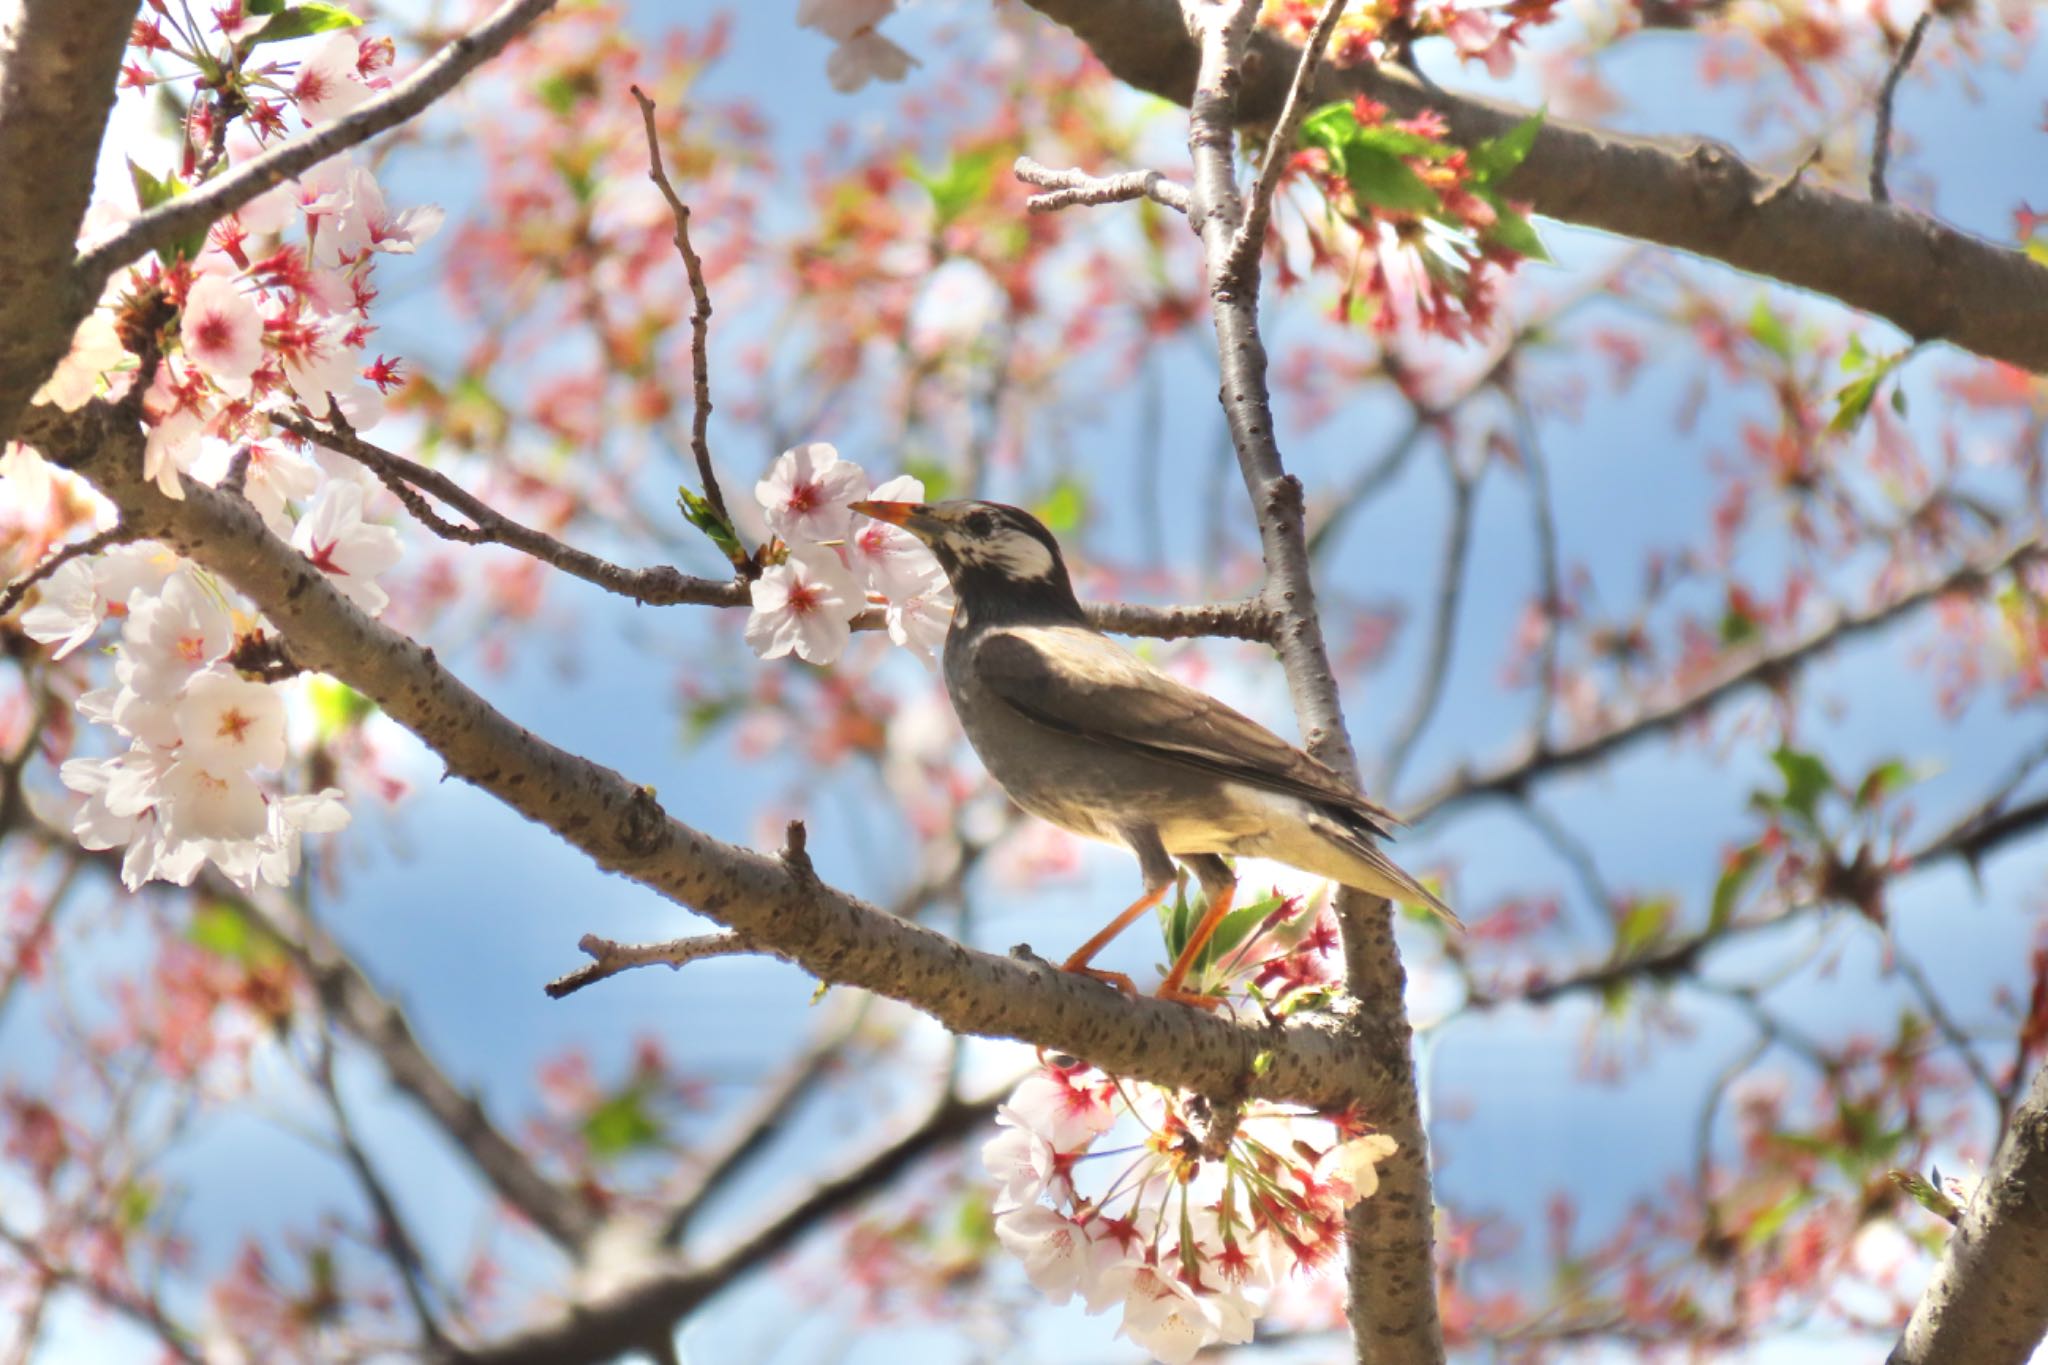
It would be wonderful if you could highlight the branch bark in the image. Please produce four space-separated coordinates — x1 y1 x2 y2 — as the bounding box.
31 398 1381 1113
1180 3 1442 1358
1889 1061 2048 1365
1019 0 2048 374
0 0 139 438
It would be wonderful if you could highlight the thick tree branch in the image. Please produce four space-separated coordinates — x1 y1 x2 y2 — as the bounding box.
1179 3 1442 1359
1889 1061 2048 1365
1020 0 2048 374
34 400 1379 1112
0 0 138 438
73 0 558 297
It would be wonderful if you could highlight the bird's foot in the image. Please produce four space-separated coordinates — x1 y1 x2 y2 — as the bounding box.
1154 983 1226 1011
1061 963 1139 996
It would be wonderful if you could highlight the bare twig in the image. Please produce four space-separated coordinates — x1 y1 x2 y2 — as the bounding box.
0 524 136 617
74 0 559 290
1381 453 1475 795
545 930 773 999
629 85 748 576
1508 392 1564 736
1870 13 1933 205
311 1033 447 1346
1409 536 2048 824
1014 156 1191 214
1224 0 1348 284
278 410 749 608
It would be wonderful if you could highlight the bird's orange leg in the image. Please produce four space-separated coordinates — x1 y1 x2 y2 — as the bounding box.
1061 883 1171 993
1156 882 1236 1004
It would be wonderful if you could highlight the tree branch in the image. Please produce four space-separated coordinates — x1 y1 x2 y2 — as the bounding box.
34 399 1380 1112
0 0 137 438
1870 13 1933 205
543 930 773 999
1178 2 1443 1358
1013 156 1191 214
1019 0 2048 374
276 411 749 608
1889 1060 2048 1365
629 84 748 576
1407 536 2047 823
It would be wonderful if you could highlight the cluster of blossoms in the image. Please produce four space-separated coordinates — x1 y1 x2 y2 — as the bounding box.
984 1059 1396 1363
982 879 1385 1362
1284 96 1548 342
745 443 953 666
1259 0 1553 79
13 10 430 888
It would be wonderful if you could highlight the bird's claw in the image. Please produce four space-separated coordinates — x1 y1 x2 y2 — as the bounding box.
1062 964 1139 997
1155 984 1226 1011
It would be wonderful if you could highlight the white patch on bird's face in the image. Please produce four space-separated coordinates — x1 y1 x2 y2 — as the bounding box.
956 527 1058 581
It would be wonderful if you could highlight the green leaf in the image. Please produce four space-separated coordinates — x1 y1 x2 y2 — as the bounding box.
1710 846 1762 933
1771 745 1834 825
1191 893 1287 974
905 147 999 229
1033 478 1086 535
901 458 954 501
188 903 255 961
676 486 745 567
1740 1188 1810 1250
1854 759 1914 810
1468 112 1545 184
1829 372 1883 433
1298 101 1358 149
2027 238 2048 269
243 2 363 48
1889 1169 1962 1225
1614 897 1674 958
1484 203 1550 263
1337 141 1440 216
1348 124 1449 160
1718 603 1759 647
583 1085 664 1159
1890 384 1908 417
1841 333 1869 370
129 161 208 261
1748 298 1792 361
307 676 375 738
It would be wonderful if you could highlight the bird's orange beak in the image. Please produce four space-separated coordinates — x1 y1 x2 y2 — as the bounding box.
849 500 942 543
849 500 917 526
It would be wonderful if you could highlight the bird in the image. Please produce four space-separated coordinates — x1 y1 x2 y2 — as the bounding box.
849 497 1457 1004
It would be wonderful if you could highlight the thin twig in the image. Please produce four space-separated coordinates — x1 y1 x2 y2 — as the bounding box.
278 410 748 608
1013 156 1191 215
1870 13 1932 205
629 85 749 576
1509 391 1564 736
545 930 774 999
1382 452 1476 795
1224 0 1348 285
0 524 136 617
311 1032 447 1346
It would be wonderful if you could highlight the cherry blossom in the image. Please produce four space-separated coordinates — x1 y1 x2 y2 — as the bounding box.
174 667 288 772
19 558 102 658
160 759 268 843
119 570 233 701
291 480 403 615
744 548 861 664
993 1206 1121 1310
32 308 128 411
756 442 870 544
291 32 374 124
180 273 264 397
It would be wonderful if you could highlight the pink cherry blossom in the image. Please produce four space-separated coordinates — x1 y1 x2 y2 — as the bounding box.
1105 1258 1218 1365
159 759 267 842
981 1115 1075 1208
291 480 403 615
291 32 373 124
756 442 870 544
174 667 288 772
743 548 860 664
180 274 264 396
847 473 944 598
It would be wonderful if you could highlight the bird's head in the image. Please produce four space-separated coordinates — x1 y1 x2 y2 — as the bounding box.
850 498 1083 626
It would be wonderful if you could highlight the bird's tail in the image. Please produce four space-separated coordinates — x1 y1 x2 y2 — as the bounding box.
1313 811 1463 931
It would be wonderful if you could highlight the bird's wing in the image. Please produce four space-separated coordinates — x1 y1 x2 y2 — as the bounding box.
970 626 1401 836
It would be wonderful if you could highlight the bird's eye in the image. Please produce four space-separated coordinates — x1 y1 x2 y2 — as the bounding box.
965 511 997 538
